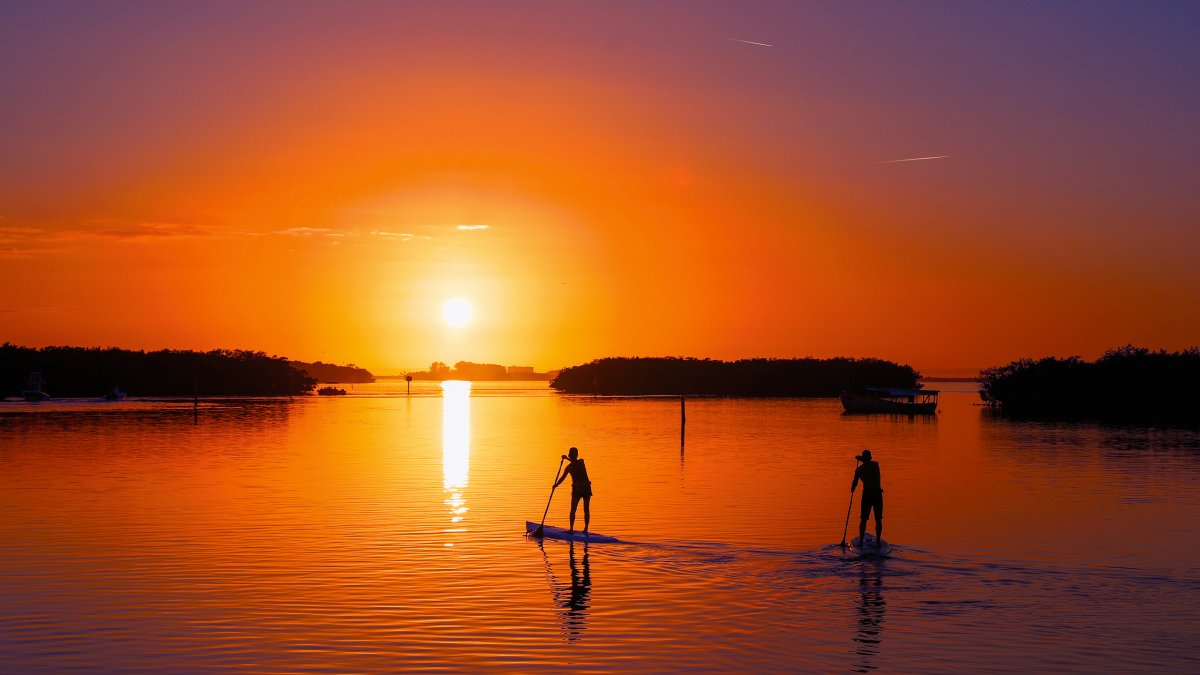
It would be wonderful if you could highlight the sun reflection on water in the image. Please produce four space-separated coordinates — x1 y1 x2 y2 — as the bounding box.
441 380 471 545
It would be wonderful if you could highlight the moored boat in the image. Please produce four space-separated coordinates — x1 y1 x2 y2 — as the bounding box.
21 372 50 402
840 387 938 414
317 386 347 396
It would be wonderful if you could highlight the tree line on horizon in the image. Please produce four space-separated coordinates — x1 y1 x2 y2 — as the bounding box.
979 345 1200 426
550 356 922 396
290 360 375 384
1 344 316 397
410 361 555 381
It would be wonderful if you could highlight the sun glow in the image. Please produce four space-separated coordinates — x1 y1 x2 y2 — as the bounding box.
442 298 474 328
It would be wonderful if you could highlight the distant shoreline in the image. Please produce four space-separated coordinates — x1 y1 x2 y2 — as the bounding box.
921 377 980 382
550 356 922 397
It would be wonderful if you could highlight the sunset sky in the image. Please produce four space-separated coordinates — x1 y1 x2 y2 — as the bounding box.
2 2 1198 375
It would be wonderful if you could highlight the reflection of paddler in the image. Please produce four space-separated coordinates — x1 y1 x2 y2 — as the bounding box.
853 570 886 670
567 541 591 614
553 446 592 535
538 539 593 642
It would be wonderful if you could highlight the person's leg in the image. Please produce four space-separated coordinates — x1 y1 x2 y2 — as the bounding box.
569 494 580 533
859 497 869 545
582 495 591 533
874 493 884 545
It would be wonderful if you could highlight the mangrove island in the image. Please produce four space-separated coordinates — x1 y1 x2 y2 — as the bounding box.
2 344 317 397
979 345 1200 426
550 356 922 396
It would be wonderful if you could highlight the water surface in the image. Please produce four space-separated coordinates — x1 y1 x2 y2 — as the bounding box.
2 382 1197 672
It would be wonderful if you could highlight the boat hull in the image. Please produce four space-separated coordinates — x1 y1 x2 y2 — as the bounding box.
840 393 936 415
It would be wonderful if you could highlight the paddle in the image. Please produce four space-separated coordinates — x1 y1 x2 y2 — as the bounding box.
839 458 861 548
531 456 566 538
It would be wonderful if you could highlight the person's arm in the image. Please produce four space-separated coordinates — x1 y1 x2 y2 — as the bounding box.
553 458 573 488
851 466 860 492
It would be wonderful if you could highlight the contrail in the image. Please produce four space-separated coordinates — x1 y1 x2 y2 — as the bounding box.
883 155 949 163
727 37 772 47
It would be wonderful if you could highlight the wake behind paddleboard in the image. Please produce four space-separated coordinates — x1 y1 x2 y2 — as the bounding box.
849 534 892 558
526 521 619 543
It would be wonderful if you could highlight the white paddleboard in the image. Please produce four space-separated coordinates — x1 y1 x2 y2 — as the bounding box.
526 521 619 543
849 534 892 558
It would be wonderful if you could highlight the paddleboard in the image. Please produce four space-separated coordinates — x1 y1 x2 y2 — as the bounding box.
526 521 619 543
849 534 892 558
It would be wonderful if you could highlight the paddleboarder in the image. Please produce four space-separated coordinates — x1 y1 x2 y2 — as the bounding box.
553 446 592 535
851 449 884 548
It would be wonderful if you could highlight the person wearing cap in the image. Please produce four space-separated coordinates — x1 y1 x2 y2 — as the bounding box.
553 446 592 535
851 449 884 547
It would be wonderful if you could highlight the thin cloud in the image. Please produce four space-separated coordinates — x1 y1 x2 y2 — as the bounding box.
0 303 70 314
0 226 44 243
728 37 773 47
273 227 345 237
0 226 63 259
0 221 228 258
2 247 56 260
86 222 216 240
882 155 950 163
456 224 490 231
370 230 428 241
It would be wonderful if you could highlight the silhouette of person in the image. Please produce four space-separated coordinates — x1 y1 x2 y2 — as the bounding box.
851 449 884 548
553 446 592 534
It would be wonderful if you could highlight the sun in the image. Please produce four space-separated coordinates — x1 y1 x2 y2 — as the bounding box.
442 297 474 328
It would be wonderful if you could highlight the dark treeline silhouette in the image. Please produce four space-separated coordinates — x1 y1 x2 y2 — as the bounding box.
550 357 921 396
290 360 375 384
412 361 554 381
1 344 316 397
979 345 1200 426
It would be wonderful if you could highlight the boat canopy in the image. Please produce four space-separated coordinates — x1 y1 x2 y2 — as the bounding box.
865 387 940 397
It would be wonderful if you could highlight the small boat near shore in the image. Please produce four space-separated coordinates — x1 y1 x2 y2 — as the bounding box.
317 386 347 396
21 372 50 402
840 387 938 415
100 388 127 401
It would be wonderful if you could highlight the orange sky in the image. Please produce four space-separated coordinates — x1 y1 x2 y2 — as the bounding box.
2 3 1198 374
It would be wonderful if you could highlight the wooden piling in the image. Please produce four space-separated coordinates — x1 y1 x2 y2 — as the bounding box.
680 393 686 451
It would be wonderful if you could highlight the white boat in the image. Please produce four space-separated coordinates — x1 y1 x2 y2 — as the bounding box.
840 387 938 414
21 372 50 402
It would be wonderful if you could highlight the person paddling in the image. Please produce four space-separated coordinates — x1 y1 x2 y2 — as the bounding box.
553 446 592 535
851 449 884 548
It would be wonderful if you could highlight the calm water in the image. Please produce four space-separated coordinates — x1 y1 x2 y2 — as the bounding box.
2 382 1198 672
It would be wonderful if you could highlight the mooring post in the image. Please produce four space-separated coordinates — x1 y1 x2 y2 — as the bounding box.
680 393 686 451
